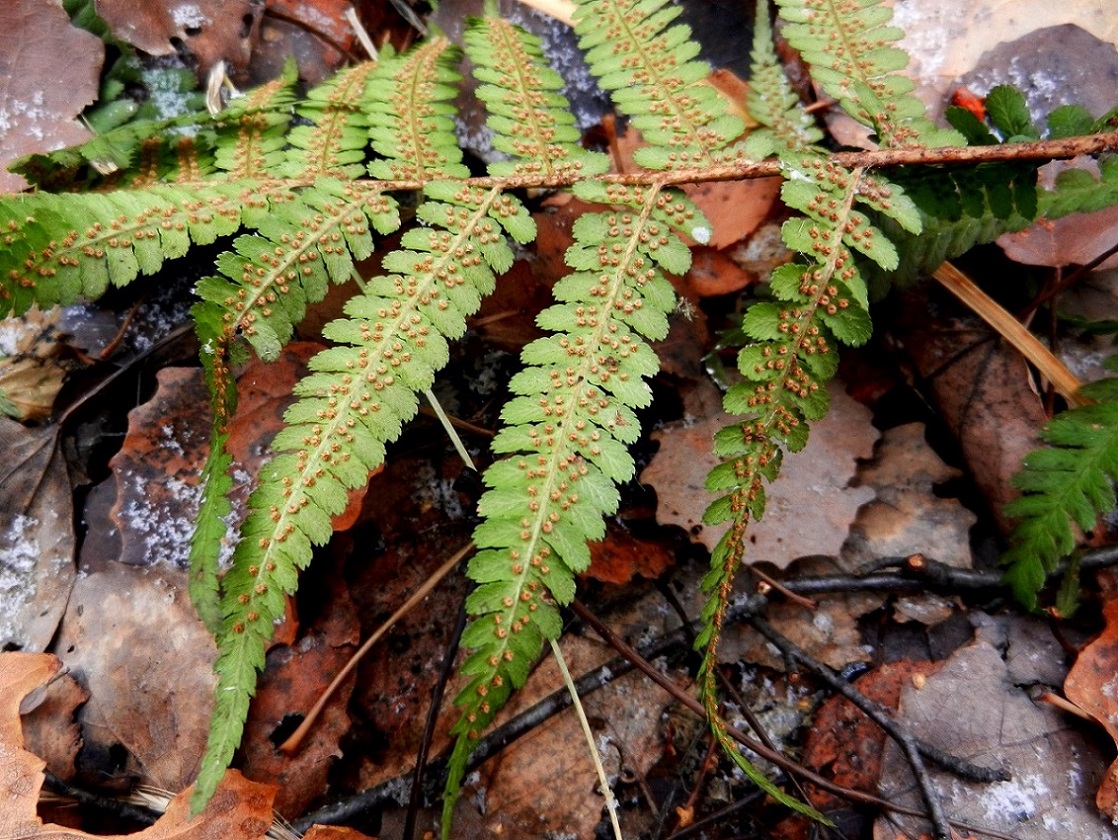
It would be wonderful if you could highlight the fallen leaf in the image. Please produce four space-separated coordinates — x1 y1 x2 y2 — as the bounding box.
684 246 756 297
104 342 362 570
1064 569 1118 822
0 0 102 192
96 0 264 81
873 638 1114 840
774 659 940 832
841 422 977 570
998 205 1118 271
240 576 360 817
459 634 665 838
107 366 215 569
0 652 319 840
19 670 88 783
249 0 356 86
54 561 218 792
0 307 75 421
895 288 1046 535
643 380 877 566
584 522 675 584
728 554 882 671
0 417 75 652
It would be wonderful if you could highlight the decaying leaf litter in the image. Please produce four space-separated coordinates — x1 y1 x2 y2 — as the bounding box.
1 0 1118 838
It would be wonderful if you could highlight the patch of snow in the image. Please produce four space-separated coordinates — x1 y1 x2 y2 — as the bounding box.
118 470 202 570
171 3 210 30
978 771 1049 823
0 515 39 645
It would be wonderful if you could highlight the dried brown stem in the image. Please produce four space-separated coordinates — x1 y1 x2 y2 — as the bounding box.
278 543 471 754
933 261 1087 406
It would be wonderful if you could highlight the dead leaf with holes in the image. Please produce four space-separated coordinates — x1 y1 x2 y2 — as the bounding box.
0 0 102 192
0 417 75 653
0 651 379 840
240 576 361 818
642 380 877 566
96 0 264 81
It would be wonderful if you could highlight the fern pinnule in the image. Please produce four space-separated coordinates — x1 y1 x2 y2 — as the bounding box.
366 39 470 181
743 0 823 156
282 61 380 178
212 68 299 179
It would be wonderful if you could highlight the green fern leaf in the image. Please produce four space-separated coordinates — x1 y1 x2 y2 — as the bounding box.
573 0 745 169
463 16 608 178
366 40 471 181
446 183 701 829
743 0 823 155
774 0 960 147
193 33 544 812
1004 372 1118 608
282 61 379 178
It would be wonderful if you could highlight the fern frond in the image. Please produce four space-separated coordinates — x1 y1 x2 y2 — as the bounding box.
367 40 471 181
282 61 380 178
212 68 299 178
1004 370 1118 608
572 0 745 170
0 183 255 316
192 34 542 811
445 181 696 826
774 0 959 147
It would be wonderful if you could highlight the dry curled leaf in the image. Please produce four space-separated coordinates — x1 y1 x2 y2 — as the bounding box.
0 653 256 839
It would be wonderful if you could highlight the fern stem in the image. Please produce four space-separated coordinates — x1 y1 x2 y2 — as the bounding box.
548 638 624 840
932 261 1086 406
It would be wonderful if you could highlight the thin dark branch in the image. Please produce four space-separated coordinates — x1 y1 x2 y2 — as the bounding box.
42 773 161 827
402 596 468 840
746 616 1005 840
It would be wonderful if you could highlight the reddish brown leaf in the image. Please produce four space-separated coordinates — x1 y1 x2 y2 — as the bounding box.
0 0 102 192
19 671 88 784
999 204 1118 270
240 576 361 817
1064 569 1118 822
584 523 674 584
96 0 263 80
